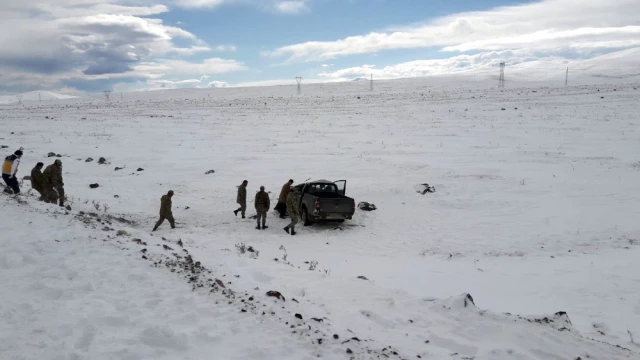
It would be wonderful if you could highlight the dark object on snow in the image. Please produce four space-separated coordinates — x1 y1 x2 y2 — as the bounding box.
311 318 323 322
346 349 353 354
295 313 303 320
266 290 285 301
215 279 225 288
89 183 99 189
333 334 339 339
98 157 107 164
415 183 436 195
56 154 62 158
0 145 7 149
358 202 377 211
163 244 173 251
47 152 56 157
177 239 183 247
114 167 123 171
357 276 368 280
137 168 144 171
85 157 93 162
464 293 475 307
114 195 119 198
65 205 72 211
184 206 190 210
22 175 31 181
205 170 215 175
292 179 355 226
501 108 506 110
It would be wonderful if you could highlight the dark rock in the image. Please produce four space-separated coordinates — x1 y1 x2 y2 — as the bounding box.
141 248 147 253
89 183 99 189
215 279 225 288
501 108 506 110
114 195 119 198
114 167 123 171
333 334 339 339
22 175 31 181
346 349 353 354
163 244 173 251
47 152 56 157
0 145 7 149
86 157 94 162
295 313 303 320
65 205 72 211
311 318 323 322
415 183 436 195
358 202 377 211
184 206 190 210
357 276 368 280
177 239 183 247
137 168 144 171
98 157 107 164
56 154 62 158
266 290 285 301
205 170 215 175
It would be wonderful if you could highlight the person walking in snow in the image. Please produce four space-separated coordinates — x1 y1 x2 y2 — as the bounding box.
41 159 65 206
283 189 299 235
234 180 248 218
2 149 22 194
254 186 270 230
152 190 175 231
275 179 294 219
30 162 45 200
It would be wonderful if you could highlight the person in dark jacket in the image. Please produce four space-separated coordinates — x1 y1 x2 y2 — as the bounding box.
30 162 45 200
153 190 175 231
275 179 293 218
283 189 299 235
41 159 64 205
254 186 270 230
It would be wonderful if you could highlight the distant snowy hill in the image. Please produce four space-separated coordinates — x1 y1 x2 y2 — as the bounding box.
0 91 77 105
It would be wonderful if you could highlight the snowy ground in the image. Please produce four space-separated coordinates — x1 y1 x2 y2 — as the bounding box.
1 77 640 359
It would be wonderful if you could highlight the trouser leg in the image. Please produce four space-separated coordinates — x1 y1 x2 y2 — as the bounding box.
153 216 166 231
167 214 175 228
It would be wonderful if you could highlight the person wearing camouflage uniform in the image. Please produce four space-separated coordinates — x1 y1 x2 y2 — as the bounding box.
41 159 65 206
30 162 45 200
283 189 299 235
254 186 270 230
152 190 175 231
234 180 248 218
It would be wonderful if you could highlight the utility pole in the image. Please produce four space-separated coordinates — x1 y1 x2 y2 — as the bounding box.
295 77 303 95
498 62 506 88
370 73 373 91
565 67 569 86
104 90 111 102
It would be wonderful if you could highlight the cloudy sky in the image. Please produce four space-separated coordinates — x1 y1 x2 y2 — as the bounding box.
0 0 638 93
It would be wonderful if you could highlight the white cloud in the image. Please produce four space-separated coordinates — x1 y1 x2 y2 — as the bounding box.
320 63 334 68
213 45 238 52
175 0 227 9
274 1 309 14
264 0 640 63
208 80 230 88
317 47 640 82
0 0 245 92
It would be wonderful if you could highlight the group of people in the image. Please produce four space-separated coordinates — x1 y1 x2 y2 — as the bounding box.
152 180 301 235
233 179 300 235
2 149 66 206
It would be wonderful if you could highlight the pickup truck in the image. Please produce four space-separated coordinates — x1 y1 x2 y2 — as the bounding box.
292 180 355 225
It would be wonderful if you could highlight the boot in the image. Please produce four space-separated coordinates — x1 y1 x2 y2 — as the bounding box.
283 226 290 234
290 226 296 236
255 225 261 230
234 210 238 216
291 231 297 236
242 214 246 219
262 225 268 230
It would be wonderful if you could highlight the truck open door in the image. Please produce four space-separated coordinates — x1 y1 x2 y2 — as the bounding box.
333 180 347 196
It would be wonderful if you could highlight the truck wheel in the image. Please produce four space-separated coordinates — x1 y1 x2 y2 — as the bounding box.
302 207 312 226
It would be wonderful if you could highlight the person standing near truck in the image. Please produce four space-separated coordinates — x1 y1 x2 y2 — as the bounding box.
275 179 293 218
254 186 270 230
283 189 299 235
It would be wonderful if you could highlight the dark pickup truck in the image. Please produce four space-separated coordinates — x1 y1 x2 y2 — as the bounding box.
292 180 355 225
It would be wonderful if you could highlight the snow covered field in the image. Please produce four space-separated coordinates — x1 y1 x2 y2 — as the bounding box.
1 77 640 359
